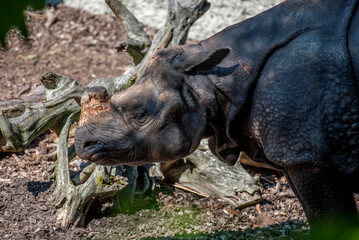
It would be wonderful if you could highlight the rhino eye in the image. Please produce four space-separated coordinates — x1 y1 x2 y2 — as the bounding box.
130 109 148 125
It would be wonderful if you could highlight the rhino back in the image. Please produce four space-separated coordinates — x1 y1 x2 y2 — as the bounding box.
200 0 358 111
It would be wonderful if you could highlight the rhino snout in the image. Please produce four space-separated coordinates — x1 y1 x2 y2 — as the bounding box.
74 137 99 160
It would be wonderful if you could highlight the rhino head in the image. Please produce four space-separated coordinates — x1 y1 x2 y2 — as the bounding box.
75 46 232 166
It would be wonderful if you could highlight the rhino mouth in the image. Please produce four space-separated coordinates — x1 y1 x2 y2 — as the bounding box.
76 141 123 164
76 139 150 166
85 149 140 166
91 151 115 164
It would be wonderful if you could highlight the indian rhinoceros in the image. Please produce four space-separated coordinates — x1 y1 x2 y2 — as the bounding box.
75 0 359 227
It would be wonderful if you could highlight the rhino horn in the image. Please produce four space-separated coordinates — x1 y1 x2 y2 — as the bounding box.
79 86 110 126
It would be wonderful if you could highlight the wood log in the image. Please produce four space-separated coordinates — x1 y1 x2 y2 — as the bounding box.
0 73 82 153
161 141 262 208
239 152 282 171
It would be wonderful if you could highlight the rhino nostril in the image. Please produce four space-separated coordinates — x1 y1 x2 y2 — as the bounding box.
84 141 98 149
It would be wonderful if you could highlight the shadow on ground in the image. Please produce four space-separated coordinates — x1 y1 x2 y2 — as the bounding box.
144 219 359 240
143 220 309 240
27 181 53 196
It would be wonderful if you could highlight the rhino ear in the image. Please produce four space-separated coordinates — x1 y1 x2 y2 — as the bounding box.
173 48 230 72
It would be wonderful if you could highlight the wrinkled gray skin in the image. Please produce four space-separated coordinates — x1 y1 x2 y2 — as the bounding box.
76 0 359 227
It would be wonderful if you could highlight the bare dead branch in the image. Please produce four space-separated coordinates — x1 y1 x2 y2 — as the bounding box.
136 0 210 78
105 0 151 65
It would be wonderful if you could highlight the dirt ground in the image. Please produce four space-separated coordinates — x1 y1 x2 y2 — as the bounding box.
0 5 313 240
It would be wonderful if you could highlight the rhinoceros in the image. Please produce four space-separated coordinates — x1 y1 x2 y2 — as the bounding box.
75 0 359 227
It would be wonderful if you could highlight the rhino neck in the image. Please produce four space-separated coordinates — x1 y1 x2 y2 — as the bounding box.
185 73 242 165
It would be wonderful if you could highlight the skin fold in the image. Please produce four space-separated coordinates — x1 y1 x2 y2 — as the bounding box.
75 0 359 228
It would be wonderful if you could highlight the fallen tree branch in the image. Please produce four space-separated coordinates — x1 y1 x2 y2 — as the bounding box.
239 152 282 171
162 141 262 208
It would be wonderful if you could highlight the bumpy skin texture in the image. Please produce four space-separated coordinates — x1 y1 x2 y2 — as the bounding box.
75 0 359 226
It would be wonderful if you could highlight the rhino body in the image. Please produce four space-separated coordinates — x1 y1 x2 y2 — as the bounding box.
75 0 359 226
